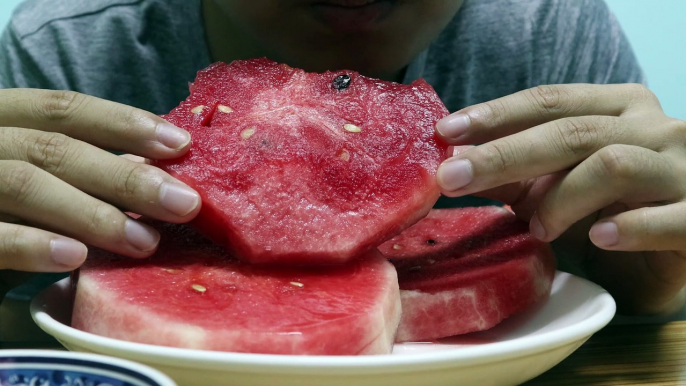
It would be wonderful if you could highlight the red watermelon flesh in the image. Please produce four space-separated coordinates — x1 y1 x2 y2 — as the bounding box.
156 59 449 265
72 221 401 355
378 207 556 342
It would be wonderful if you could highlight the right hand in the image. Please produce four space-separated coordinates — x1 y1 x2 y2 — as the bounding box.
0 89 201 274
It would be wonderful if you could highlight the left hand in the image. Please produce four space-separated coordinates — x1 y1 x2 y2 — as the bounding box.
434 83 686 315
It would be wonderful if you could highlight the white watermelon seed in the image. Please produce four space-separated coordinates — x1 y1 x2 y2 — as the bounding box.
344 124 361 133
218 104 234 113
190 105 205 114
409 266 422 272
392 244 402 250
241 127 256 140
428 259 436 265
290 281 304 288
339 150 350 161
191 284 207 293
162 268 184 275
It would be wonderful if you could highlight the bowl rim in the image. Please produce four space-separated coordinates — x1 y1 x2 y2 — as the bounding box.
0 349 177 386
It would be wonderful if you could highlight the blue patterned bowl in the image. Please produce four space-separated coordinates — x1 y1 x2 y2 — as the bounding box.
0 350 176 386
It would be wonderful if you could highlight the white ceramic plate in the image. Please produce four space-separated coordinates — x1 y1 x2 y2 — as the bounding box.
31 272 615 386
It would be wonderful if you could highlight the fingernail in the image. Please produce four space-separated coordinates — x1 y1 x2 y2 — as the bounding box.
436 113 470 138
159 183 200 217
590 222 619 247
530 214 546 240
125 220 160 252
156 123 191 150
50 238 88 267
437 159 473 191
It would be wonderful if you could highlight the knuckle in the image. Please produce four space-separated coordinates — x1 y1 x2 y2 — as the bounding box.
528 85 567 115
664 118 686 142
595 145 641 180
106 104 148 138
625 83 658 105
85 202 119 237
25 132 73 173
476 99 509 128
553 118 605 156
37 90 85 122
481 141 520 174
0 226 25 261
0 161 40 205
113 163 153 200
120 107 144 130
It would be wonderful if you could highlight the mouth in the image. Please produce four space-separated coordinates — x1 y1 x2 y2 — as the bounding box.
316 0 380 5
309 0 396 34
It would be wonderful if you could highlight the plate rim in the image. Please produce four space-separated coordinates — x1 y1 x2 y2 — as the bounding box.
0 349 177 385
30 271 615 373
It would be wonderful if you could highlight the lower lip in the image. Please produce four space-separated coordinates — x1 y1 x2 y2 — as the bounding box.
310 0 395 34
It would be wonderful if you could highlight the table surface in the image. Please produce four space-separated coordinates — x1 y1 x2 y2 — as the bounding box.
527 322 686 385
2 297 686 385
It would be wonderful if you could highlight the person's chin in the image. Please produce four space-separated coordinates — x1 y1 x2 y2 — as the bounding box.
308 0 397 34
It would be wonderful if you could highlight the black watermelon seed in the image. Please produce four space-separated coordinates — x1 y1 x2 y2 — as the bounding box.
426 239 437 245
332 74 351 90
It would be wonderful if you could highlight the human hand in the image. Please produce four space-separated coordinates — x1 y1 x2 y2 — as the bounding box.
0 89 200 275
435 84 686 314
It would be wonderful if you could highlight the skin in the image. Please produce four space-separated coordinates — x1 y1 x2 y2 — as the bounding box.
0 89 201 297
435 84 686 314
203 0 464 81
1 0 685 315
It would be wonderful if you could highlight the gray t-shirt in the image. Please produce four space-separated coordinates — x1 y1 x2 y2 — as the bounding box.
1 0 644 111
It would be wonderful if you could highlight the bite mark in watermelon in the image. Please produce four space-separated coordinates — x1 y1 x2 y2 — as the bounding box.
156 59 449 265
72 221 401 355
378 207 556 342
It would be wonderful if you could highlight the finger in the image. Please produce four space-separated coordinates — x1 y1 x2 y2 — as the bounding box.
589 203 686 252
469 172 565 221
119 154 151 164
436 115 653 196
446 143 531 206
0 128 200 221
531 145 678 242
0 222 87 272
0 88 190 159
0 160 160 257
435 83 660 144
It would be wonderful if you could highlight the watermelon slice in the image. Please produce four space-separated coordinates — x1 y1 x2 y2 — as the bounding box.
156 59 448 265
378 207 556 342
72 221 401 355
